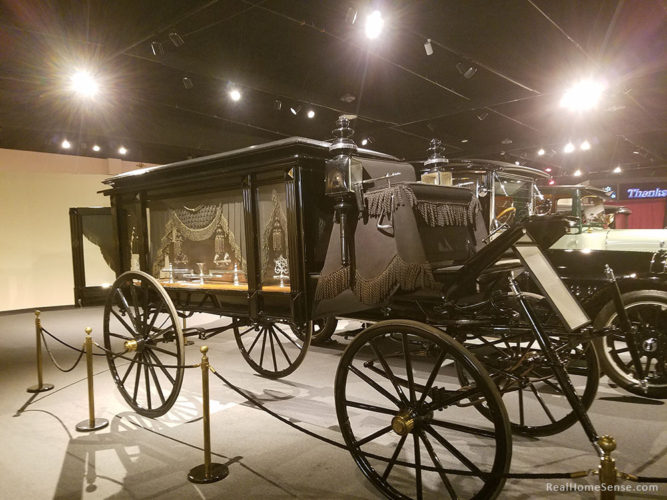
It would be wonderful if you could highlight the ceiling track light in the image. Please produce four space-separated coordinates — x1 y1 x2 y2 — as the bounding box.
228 88 241 102
290 105 302 116
92 144 101 152
182 76 194 89
150 40 164 56
168 32 184 47
273 99 282 111
424 39 433 56
61 139 71 149
456 62 477 79
365 10 384 39
613 166 622 174
360 137 374 147
537 148 545 156
118 146 128 155
306 109 315 119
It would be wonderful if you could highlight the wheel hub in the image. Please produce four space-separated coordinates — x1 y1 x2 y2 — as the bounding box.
391 410 415 436
642 338 658 353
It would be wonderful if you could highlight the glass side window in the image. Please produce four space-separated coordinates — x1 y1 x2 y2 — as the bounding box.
493 175 534 223
555 197 573 214
146 191 247 289
257 183 290 291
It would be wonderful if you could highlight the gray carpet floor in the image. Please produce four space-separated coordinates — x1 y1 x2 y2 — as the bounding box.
1 307 665 499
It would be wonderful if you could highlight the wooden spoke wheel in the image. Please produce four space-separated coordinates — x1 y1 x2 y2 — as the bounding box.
296 315 338 346
104 271 185 417
233 319 311 378
335 320 511 500
459 332 599 436
593 290 667 399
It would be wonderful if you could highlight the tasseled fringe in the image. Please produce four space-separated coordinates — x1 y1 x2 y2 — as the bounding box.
365 184 416 218
364 184 480 228
314 254 438 304
354 254 437 305
314 265 351 301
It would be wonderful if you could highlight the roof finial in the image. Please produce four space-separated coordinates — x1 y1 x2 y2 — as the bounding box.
423 138 448 170
329 116 357 156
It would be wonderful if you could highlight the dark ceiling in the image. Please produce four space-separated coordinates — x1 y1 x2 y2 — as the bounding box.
0 0 665 179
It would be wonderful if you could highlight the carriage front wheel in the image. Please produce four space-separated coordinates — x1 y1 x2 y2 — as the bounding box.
335 320 511 500
103 271 185 417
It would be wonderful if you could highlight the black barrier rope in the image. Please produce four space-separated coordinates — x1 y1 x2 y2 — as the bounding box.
208 366 591 480
40 331 86 372
91 342 201 369
41 327 105 356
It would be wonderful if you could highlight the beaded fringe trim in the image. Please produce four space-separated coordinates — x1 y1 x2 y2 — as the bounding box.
315 254 437 304
364 184 480 227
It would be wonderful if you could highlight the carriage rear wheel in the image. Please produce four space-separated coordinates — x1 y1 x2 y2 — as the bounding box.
233 319 311 378
458 334 599 436
335 320 511 500
103 271 185 417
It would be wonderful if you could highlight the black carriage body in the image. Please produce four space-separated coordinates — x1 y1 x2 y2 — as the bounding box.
102 138 403 325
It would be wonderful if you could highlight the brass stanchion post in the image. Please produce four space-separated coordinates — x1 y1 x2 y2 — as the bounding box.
76 327 109 432
27 310 54 393
598 435 618 500
188 346 228 483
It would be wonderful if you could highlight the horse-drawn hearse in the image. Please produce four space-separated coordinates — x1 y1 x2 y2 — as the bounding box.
101 118 639 498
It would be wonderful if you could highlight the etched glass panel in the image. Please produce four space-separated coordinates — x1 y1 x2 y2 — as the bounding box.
257 183 290 291
146 190 247 289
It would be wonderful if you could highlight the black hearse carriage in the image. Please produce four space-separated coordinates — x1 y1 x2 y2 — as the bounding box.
421 148 667 399
102 120 619 499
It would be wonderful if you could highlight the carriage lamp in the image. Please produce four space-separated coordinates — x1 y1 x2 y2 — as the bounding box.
326 116 362 266
420 138 451 185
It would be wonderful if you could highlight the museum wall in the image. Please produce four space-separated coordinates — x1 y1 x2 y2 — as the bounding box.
0 148 147 312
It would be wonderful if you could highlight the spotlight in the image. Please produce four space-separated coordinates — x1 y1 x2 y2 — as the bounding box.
548 179 556 185
182 76 194 89
70 70 99 98
92 144 101 152
545 167 552 173
456 63 477 79
61 139 71 149
273 99 282 111
365 10 384 39
306 109 315 119
559 79 606 111
632 151 639 155
563 142 575 154
580 140 591 151
118 146 128 155
361 138 368 146
150 40 164 56
424 39 433 56
229 89 241 102
613 166 622 174
461 139 468 143
574 169 582 176
290 105 301 116
537 148 545 156
515 161 520 165
168 32 184 47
